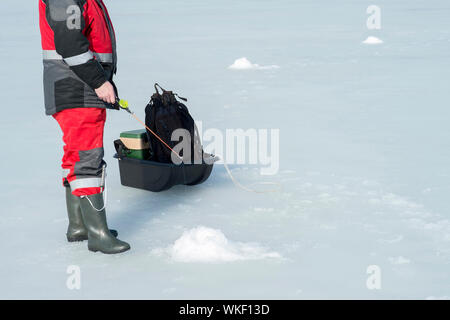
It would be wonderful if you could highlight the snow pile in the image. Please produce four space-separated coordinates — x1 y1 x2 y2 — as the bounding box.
154 226 281 263
228 57 280 70
362 36 383 45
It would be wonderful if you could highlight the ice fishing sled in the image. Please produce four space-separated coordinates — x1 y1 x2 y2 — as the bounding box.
114 130 215 193
114 84 217 192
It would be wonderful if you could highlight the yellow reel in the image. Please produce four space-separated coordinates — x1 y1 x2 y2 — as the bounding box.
119 99 129 109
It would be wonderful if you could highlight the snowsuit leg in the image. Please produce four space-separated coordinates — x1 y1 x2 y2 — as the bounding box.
53 108 107 197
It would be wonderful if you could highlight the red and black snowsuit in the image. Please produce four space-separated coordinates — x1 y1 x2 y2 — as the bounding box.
39 0 117 196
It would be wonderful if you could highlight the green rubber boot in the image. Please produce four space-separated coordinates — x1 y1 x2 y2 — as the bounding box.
66 187 118 242
79 193 130 254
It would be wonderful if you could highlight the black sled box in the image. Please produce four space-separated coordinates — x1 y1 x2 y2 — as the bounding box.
114 139 215 192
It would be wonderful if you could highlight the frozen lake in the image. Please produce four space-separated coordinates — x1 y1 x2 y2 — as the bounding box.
0 0 449 299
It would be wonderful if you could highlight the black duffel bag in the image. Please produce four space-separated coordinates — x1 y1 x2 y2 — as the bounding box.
145 83 204 164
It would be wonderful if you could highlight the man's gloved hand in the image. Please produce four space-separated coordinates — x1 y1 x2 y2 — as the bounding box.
95 81 116 104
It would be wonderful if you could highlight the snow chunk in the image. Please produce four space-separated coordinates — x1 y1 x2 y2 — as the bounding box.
362 36 383 45
228 57 280 70
229 57 258 70
155 226 281 263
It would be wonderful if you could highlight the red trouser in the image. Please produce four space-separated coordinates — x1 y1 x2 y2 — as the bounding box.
53 108 106 196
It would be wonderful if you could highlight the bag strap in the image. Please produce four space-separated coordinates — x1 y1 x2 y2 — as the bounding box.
174 93 187 102
154 83 165 95
154 83 188 102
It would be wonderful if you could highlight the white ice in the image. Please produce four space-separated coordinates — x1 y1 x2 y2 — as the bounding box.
0 0 449 299
362 36 384 45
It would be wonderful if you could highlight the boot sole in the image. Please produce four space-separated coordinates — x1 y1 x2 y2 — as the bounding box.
67 231 118 243
88 246 130 254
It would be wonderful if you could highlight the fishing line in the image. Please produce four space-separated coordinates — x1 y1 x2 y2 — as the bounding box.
118 99 282 194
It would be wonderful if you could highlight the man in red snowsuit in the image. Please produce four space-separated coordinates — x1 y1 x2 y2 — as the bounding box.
39 0 130 254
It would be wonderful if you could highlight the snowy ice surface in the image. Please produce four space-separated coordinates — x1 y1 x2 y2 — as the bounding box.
229 57 280 70
0 0 450 299
152 226 282 263
362 36 384 45
388 256 411 265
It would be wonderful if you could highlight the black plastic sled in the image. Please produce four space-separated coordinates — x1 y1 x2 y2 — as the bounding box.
114 140 215 192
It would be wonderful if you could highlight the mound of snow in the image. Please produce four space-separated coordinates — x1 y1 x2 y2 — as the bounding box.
154 226 281 263
362 36 383 45
228 57 279 70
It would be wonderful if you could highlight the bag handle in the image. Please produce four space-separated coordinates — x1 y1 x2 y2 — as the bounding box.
154 83 166 95
154 83 188 102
